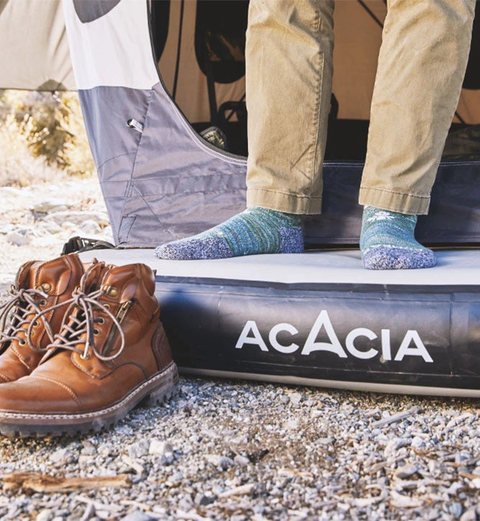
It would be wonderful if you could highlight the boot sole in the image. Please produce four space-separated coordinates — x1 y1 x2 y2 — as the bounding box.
0 362 179 438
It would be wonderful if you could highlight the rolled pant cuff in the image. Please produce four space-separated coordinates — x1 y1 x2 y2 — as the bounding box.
359 186 430 215
247 188 322 215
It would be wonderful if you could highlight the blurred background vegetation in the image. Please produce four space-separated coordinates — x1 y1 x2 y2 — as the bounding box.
0 90 94 187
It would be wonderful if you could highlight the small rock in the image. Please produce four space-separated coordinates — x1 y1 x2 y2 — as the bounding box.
127 439 150 459
395 464 418 479
234 455 250 466
120 511 153 521
149 440 172 456
205 454 235 470
32 200 69 214
289 392 302 405
6 231 29 246
80 219 102 235
50 448 68 464
460 507 480 521
194 493 215 506
36 510 53 521
46 210 109 227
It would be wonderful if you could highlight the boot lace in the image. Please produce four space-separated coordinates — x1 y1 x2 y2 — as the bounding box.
0 286 54 350
32 283 126 362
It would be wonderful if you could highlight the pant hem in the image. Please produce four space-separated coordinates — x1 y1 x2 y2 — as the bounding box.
359 186 430 215
247 189 322 215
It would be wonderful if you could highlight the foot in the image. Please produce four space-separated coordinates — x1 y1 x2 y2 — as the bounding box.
360 206 436 270
155 207 304 260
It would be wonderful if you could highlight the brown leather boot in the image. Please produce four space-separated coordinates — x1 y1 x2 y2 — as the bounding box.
0 262 178 437
0 254 86 383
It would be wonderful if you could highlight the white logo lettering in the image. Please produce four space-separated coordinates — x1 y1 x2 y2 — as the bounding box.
269 323 299 354
235 320 269 351
394 330 433 363
345 328 378 359
235 312 433 362
301 311 347 358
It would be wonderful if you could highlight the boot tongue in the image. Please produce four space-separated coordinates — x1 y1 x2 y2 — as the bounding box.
15 261 42 290
79 259 109 294
29 254 86 297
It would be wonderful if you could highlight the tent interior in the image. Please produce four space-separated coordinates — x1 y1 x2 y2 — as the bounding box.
152 0 480 159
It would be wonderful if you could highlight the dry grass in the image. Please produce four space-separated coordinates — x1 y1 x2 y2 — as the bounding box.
0 90 94 187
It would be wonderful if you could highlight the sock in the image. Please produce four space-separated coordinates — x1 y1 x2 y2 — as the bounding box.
155 207 304 260
360 206 436 270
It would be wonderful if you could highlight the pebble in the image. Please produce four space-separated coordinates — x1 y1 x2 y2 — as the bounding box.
395 464 418 479
127 439 150 459
289 392 302 405
36 510 53 521
120 511 153 521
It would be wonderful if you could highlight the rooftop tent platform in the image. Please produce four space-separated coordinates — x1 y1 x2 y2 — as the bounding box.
81 248 480 398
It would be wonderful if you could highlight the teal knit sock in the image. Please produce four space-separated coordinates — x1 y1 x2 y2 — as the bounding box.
155 207 304 260
360 206 436 270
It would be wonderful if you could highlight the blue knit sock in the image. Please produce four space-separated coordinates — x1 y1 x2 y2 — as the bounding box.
360 206 436 270
155 207 304 260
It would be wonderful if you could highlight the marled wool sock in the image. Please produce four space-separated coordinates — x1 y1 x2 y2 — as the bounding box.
360 206 436 270
155 207 304 260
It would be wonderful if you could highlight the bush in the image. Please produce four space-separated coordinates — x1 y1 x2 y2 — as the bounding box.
0 90 94 186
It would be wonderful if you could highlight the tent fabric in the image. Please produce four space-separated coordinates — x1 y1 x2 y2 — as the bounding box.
2 0 480 247
0 0 74 90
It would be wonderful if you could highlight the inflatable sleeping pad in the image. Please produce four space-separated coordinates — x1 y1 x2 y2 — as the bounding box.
81 249 480 397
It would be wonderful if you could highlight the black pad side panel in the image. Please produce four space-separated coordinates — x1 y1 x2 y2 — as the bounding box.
156 277 480 392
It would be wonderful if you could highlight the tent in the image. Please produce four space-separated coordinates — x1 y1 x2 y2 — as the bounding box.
2 0 480 395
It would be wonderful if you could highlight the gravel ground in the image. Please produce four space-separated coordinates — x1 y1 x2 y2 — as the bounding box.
0 177 479 520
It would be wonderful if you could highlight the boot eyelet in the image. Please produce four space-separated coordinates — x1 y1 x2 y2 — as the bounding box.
19 339 26 346
97 317 105 325
39 299 47 307
80 353 90 360
103 304 110 311
33 320 39 327
41 283 52 293
94 328 100 336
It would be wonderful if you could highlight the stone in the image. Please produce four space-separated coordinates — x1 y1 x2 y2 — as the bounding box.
205 454 235 470
289 393 302 405
6 231 30 246
32 200 69 214
127 439 150 459
395 464 418 479
36 510 53 521
234 455 250 466
120 511 153 521
80 219 102 235
50 448 69 464
45 210 110 228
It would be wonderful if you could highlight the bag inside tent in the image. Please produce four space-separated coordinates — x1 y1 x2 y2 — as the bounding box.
2 0 480 396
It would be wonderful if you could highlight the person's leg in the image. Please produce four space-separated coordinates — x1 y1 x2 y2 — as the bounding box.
156 0 335 260
359 0 476 269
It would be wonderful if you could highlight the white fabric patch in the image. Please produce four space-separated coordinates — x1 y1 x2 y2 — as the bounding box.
62 0 159 90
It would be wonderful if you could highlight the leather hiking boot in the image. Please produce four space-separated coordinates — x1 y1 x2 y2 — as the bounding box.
0 263 178 437
0 254 86 383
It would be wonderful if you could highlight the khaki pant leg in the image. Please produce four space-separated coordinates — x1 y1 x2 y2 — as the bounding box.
359 0 476 215
245 0 335 215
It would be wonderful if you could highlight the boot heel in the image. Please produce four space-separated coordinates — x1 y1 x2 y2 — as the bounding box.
144 365 179 407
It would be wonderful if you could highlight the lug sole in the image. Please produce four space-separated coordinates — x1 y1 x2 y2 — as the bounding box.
0 362 179 438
